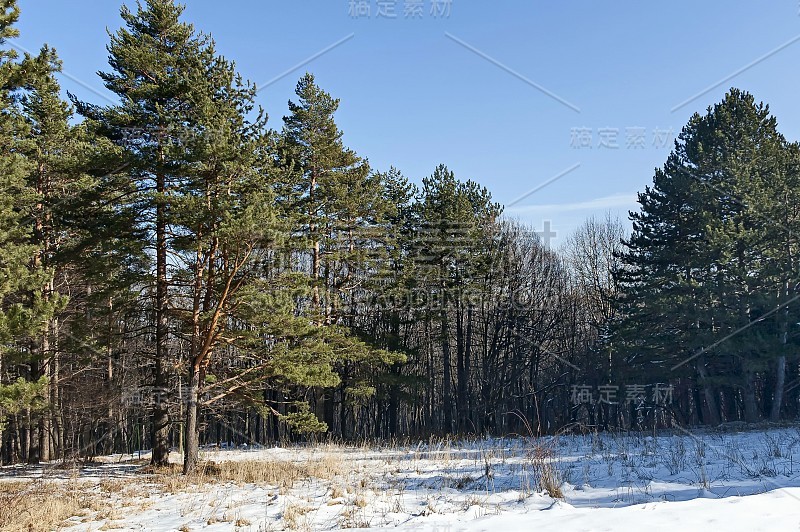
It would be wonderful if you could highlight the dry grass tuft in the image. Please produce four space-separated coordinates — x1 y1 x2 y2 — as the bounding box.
0 479 112 532
205 455 343 486
283 503 314 530
330 484 346 499
99 478 129 494
339 505 371 529
149 454 344 493
529 441 564 499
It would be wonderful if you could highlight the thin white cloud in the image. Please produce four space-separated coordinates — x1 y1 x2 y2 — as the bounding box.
503 192 638 215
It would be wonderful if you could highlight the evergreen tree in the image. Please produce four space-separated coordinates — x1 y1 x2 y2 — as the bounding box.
17 46 79 462
0 0 62 462
23 41 138 461
278 74 403 437
74 0 212 466
615 89 792 424
412 164 501 433
363 167 419 437
279 73 371 324
167 45 284 473
752 140 800 421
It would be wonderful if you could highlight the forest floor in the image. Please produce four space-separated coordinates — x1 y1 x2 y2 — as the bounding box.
2 424 800 531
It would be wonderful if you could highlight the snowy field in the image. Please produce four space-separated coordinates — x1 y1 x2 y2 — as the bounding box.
2 424 800 531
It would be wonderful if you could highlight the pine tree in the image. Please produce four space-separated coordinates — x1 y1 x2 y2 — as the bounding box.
278 74 403 437
17 46 76 462
412 165 501 433
0 0 62 462
362 167 418 437
615 89 791 425
21 40 136 461
279 73 370 323
168 45 282 473
74 0 213 467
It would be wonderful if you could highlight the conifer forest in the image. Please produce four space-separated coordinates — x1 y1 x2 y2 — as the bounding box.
1 0 800 501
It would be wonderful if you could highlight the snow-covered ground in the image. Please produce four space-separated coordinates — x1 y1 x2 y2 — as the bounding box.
3 424 800 531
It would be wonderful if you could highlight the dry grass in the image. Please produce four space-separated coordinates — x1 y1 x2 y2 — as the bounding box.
150 454 344 493
330 484 346 499
339 505 371 529
0 479 113 532
99 478 130 494
529 443 564 499
0 452 346 531
283 502 314 530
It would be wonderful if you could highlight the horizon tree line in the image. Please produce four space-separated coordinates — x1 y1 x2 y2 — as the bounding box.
0 0 798 473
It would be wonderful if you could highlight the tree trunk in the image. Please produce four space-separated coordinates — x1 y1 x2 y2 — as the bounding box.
465 305 473 432
696 356 720 426
151 168 170 467
27 409 39 464
183 365 201 475
770 355 786 422
323 389 335 435
742 365 759 424
310 169 321 317
51 316 63 459
456 306 466 433
105 316 116 455
440 308 452 434
39 368 51 461
771 278 790 421
39 315 52 461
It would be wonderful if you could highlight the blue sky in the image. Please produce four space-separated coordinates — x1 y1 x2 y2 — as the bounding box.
15 1 800 245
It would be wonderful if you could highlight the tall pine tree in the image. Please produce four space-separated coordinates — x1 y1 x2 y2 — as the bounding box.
74 0 212 466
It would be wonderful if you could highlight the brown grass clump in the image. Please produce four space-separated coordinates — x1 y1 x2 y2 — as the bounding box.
283 503 314 530
139 462 182 475
99 478 129 494
151 454 344 491
210 455 344 486
0 479 112 532
529 444 564 499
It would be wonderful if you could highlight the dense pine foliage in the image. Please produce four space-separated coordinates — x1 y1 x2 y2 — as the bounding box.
1 1 799 471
